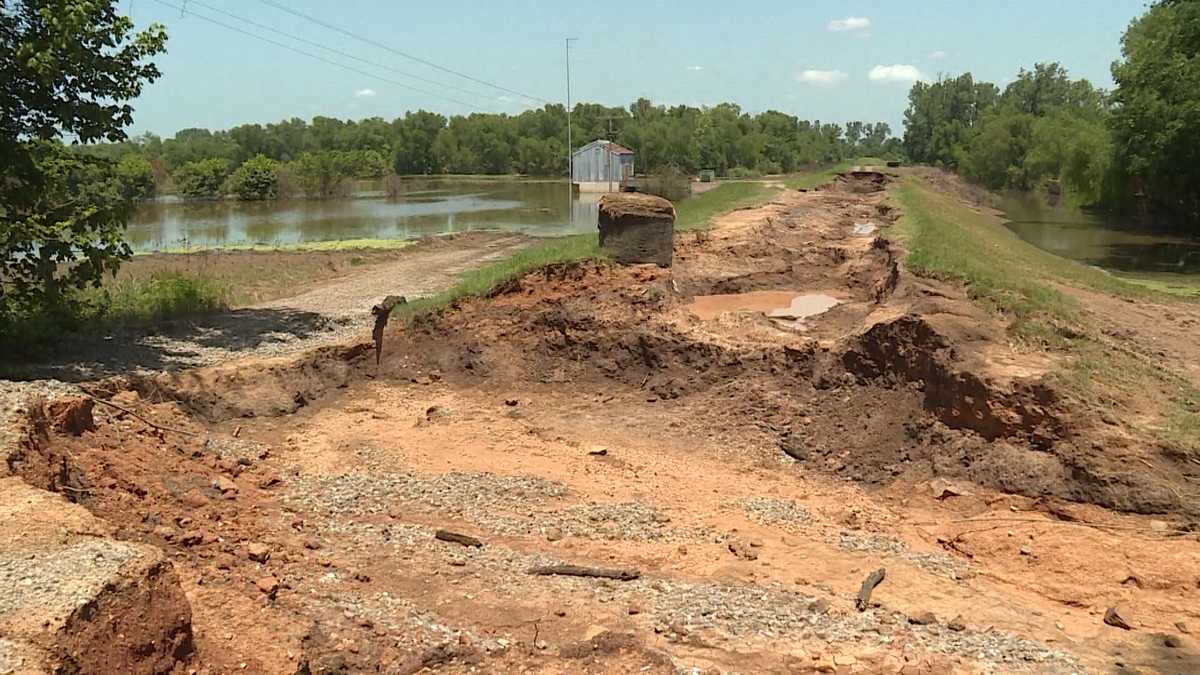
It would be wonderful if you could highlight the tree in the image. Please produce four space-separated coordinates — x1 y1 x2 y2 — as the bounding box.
225 155 280 200
287 151 354 198
114 153 156 200
1 0 166 327
1110 0 1200 221
174 158 231 199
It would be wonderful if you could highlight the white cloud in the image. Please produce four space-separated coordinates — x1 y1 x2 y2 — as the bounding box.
868 64 928 84
929 50 947 60
794 69 848 86
353 88 376 98
828 16 870 32
686 65 704 72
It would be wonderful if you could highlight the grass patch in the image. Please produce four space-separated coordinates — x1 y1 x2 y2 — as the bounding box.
396 234 604 319
148 238 414 255
92 271 231 324
675 182 779 230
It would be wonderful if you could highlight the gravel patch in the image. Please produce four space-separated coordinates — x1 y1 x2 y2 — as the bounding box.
740 497 812 530
835 532 969 580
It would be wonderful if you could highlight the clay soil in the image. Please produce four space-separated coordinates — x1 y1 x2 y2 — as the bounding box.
10 172 1200 674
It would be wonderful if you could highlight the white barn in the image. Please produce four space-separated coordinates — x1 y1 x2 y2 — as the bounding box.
571 140 634 193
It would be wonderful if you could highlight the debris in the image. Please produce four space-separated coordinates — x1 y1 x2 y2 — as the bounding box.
908 611 938 626
45 395 95 436
1176 621 1190 634
728 539 759 561
930 478 970 499
245 542 271 563
855 568 886 611
780 435 808 461
370 295 407 365
1104 606 1133 630
948 615 967 632
255 576 279 597
527 564 640 581
435 530 483 548
1164 634 1184 648
587 447 609 456
544 527 564 542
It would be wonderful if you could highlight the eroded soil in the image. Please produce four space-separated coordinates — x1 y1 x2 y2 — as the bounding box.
6 173 1200 674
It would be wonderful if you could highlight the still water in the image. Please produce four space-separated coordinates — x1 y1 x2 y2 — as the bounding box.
1000 192 1200 275
126 179 598 252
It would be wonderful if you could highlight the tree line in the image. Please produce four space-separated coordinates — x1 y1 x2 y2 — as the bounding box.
85 103 902 200
901 0 1200 222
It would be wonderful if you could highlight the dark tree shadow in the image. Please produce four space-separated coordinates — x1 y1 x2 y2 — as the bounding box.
5 307 352 382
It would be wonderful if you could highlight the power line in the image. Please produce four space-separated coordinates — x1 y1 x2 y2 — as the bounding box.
185 0 496 104
149 0 486 112
256 0 551 106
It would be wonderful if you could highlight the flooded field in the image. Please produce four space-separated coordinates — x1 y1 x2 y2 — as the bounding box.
1000 192 1200 276
126 179 596 251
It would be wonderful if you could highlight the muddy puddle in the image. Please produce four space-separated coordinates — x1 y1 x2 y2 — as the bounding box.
689 290 840 327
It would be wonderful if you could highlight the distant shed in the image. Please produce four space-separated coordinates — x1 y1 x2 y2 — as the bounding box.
572 140 634 193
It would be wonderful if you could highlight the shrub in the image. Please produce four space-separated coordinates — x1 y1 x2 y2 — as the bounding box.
174 158 231 199
226 154 280 200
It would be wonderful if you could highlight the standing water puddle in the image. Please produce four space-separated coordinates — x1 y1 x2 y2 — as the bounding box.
689 290 840 328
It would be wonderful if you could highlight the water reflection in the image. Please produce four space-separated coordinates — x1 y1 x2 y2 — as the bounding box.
126 179 597 251
1000 192 1200 275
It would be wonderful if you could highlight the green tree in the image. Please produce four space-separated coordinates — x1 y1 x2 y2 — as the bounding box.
114 153 156 200
1110 0 1200 220
173 158 231 199
225 154 280 200
287 151 353 197
1 0 166 327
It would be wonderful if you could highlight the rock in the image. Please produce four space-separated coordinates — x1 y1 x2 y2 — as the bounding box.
808 598 830 615
1163 634 1184 648
178 529 207 547
303 539 322 550
833 654 857 667
257 474 283 489
1019 545 1032 556
1104 606 1133 630
255 576 279 597
781 435 808 461
929 478 970 499
1176 621 1190 634
627 605 642 615
212 475 238 495
748 539 764 548
544 527 564 542
179 490 210 509
0 477 193 674
908 611 938 626
45 395 95 436
597 193 675 267
947 615 967 632
1149 520 1170 533
728 539 758 561
245 542 271 563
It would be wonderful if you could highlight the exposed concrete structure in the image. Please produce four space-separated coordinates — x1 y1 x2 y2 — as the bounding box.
0 477 193 674
597 193 675 267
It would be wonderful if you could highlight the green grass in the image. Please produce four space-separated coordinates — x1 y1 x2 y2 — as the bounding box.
894 173 1200 452
675 182 780 230
92 271 231 324
148 238 414 255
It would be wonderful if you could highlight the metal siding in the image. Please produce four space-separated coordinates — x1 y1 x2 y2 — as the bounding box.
572 141 633 184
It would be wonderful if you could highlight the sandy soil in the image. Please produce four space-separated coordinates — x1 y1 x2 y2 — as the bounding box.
5 173 1200 674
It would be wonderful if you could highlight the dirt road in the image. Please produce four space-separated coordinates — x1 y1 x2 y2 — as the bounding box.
11 232 533 381
5 173 1200 673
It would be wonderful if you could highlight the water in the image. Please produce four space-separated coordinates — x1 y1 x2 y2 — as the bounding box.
126 179 598 252
999 192 1200 275
688 291 840 328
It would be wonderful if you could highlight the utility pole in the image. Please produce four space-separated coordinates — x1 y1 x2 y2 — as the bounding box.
565 37 577 183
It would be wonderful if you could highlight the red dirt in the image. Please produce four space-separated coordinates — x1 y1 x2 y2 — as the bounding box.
5 172 1200 673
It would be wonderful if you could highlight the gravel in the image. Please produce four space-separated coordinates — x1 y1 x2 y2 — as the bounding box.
835 532 970 580
740 497 813 530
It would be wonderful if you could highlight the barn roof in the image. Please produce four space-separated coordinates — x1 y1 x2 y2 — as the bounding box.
573 139 634 156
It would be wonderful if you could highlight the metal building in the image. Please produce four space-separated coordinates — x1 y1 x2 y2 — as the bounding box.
571 140 634 193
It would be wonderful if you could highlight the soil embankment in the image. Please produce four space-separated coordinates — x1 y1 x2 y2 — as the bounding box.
3 171 1199 673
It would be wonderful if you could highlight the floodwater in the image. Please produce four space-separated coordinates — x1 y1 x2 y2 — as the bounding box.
689 290 840 328
126 179 597 252
999 192 1200 275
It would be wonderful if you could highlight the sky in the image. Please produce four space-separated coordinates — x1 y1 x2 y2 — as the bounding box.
124 0 1149 138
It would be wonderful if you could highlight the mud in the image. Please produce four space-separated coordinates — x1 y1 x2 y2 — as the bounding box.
4 170 1200 673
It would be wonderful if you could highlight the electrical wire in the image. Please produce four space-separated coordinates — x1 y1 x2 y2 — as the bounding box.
255 0 551 105
149 0 486 112
185 0 496 103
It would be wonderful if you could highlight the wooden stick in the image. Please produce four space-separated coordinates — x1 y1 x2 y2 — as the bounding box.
855 568 886 611
88 396 198 437
527 564 640 581
435 530 483 548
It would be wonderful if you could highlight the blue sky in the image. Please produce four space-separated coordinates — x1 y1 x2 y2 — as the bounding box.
126 0 1148 136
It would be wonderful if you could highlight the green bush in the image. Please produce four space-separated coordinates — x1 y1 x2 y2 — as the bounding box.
727 166 761 179
115 154 157 200
98 271 230 323
226 154 280 200
173 158 231 199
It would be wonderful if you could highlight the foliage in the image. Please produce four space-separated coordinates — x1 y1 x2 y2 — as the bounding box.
95 270 229 323
85 99 900 188
0 0 166 331
114 153 157 200
173 158 231 199
286 151 354 198
225 154 280 200
1109 0 1200 221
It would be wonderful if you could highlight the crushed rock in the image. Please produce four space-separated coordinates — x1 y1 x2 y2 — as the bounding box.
835 532 969 580
740 497 813 530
